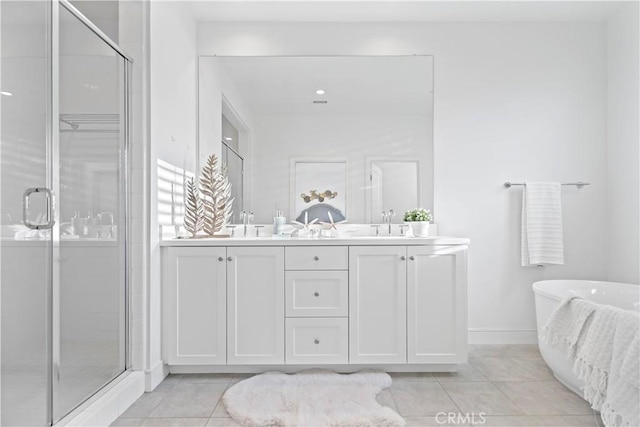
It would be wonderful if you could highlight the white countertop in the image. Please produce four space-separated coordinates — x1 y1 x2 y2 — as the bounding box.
160 235 470 247
0 237 118 247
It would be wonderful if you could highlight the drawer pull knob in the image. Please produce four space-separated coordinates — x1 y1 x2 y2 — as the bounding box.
314 292 319 297
313 256 319 261
227 256 233 262
400 256 406 261
409 256 415 261
314 339 320 345
218 256 224 262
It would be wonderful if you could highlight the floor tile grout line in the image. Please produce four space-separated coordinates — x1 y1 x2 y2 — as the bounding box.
490 380 599 418
486 379 530 416
387 382 464 418
439 380 528 417
383 383 401 415
434 379 465 415
433 364 489 383
469 358 556 383
207 385 228 418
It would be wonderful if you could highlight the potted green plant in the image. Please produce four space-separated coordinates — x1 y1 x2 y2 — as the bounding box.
403 208 432 237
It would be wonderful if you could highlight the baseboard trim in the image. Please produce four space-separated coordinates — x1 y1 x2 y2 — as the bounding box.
169 363 460 374
60 370 144 427
468 328 538 344
145 360 169 391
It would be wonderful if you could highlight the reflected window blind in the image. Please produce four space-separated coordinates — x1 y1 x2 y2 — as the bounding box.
157 159 194 227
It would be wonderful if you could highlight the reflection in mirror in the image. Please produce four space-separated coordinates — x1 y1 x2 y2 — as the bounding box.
198 56 433 223
221 113 244 223
292 159 347 223
369 160 420 223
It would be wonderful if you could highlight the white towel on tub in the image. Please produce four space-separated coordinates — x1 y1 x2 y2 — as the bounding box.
542 296 597 357
601 310 640 427
521 182 564 266
574 304 627 411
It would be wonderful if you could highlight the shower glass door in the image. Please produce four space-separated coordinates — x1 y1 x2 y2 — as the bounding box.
1 1 52 425
55 3 127 422
1 1 129 425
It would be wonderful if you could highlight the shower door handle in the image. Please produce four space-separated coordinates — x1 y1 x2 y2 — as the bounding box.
23 187 56 230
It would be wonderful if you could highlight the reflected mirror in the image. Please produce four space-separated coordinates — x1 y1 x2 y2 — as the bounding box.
198 56 433 223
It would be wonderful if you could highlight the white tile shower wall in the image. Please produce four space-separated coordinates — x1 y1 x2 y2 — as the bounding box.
197 22 608 343
606 3 640 285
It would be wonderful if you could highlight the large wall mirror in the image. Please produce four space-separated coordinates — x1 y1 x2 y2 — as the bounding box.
198 56 433 224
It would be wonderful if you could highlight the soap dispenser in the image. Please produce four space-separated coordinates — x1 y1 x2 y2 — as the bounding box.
273 209 286 236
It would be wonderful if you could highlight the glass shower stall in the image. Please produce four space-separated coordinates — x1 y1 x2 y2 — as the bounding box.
1 1 130 425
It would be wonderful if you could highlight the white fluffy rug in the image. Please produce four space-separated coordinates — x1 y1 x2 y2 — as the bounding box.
222 370 405 426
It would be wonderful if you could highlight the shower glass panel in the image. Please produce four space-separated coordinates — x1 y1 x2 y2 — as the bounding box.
1 1 52 426
55 4 127 422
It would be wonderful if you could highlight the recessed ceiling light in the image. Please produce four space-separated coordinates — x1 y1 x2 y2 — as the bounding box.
315 89 325 95
224 137 233 141
1 91 13 97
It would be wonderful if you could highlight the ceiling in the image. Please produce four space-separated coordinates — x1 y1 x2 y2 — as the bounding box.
188 1 627 23
214 56 434 115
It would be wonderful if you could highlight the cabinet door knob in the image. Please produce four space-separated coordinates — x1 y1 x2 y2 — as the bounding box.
409 256 415 261
314 292 319 297
314 339 320 345
400 255 406 261
227 256 233 262
313 256 319 261
218 256 224 262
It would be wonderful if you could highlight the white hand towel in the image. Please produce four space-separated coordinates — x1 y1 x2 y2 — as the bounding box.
521 182 564 266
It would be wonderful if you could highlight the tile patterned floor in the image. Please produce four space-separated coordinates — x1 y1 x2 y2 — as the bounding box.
111 345 604 427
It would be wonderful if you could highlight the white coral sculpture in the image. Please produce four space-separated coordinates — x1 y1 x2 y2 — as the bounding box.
199 154 234 237
183 176 204 238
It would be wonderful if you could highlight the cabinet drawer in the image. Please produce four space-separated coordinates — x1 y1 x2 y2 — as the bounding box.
286 318 348 364
286 271 348 317
285 246 348 270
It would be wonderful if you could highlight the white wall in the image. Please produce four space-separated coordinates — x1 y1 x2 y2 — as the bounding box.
199 22 608 343
250 114 431 223
149 1 197 387
606 3 640 285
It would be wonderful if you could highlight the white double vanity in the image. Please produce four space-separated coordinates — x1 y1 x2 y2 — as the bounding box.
160 55 468 373
161 236 469 372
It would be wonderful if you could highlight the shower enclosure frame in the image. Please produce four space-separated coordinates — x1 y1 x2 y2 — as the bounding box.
47 0 132 424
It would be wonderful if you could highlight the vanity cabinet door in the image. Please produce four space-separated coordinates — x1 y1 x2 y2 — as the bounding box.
163 247 227 365
349 246 407 364
407 246 468 363
227 246 285 364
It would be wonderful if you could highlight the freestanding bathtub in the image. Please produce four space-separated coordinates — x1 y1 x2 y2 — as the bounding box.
533 280 640 396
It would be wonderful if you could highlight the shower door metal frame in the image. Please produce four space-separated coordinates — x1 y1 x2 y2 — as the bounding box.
51 1 132 423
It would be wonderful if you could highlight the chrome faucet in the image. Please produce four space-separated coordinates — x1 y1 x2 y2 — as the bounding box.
240 211 254 237
382 209 395 235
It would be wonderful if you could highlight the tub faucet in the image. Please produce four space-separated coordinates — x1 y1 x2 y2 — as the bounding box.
382 209 395 235
240 211 254 237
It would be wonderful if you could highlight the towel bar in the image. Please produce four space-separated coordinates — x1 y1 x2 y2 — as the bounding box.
504 182 589 189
